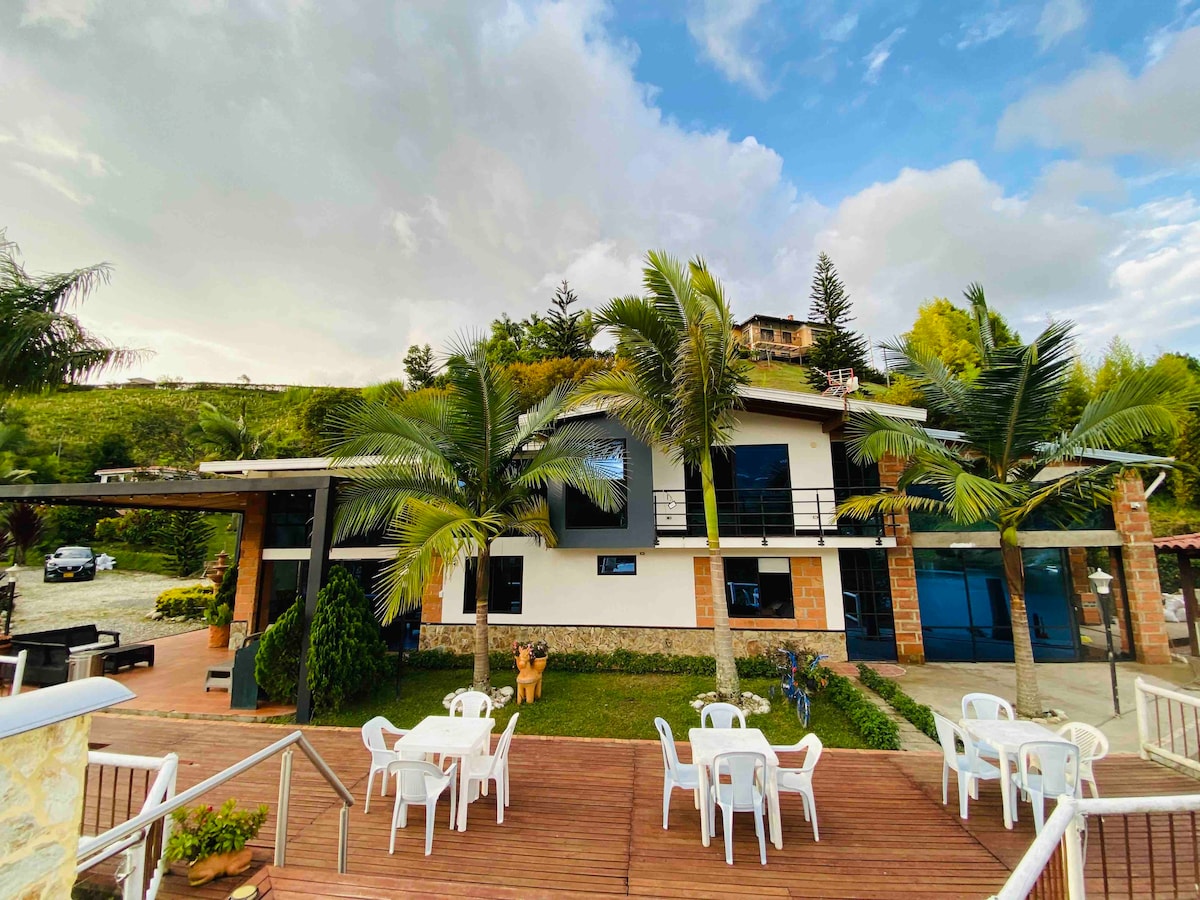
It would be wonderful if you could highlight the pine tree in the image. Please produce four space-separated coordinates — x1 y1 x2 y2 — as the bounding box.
403 344 438 390
806 253 871 390
544 281 595 359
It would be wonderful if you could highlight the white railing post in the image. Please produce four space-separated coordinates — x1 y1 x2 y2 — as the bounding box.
1063 809 1087 899
275 748 294 867
1135 676 1151 761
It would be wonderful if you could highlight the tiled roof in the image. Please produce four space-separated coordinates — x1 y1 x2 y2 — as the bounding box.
1153 532 1200 553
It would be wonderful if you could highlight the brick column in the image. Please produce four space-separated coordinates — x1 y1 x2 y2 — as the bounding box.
693 557 715 628
1112 473 1171 665
233 493 266 631
879 454 924 664
1068 547 1100 625
420 557 444 624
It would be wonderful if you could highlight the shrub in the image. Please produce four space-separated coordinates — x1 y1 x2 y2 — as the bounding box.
405 647 779 678
164 799 269 864
204 595 233 627
255 596 304 703
824 672 900 750
154 584 212 619
856 663 938 742
158 511 215 577
94 516 123 543
306 566 388 714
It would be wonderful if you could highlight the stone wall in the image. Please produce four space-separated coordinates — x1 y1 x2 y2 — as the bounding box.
419 623 848 661
0 715 90 898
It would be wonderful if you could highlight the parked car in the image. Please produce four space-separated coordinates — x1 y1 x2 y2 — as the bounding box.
44 546 98 582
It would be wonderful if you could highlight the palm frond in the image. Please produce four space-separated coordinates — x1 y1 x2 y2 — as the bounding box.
844 410 955 465
837 490 951 520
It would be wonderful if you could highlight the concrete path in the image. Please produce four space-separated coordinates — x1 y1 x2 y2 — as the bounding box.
892 659 1200 753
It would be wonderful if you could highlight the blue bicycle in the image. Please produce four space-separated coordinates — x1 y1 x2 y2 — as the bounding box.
777 649 829 727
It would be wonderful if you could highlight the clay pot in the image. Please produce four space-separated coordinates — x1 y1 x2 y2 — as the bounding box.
532 656 548 674
186 847 253 887
208 624 231 649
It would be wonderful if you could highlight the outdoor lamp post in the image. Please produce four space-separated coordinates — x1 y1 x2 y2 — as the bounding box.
1089 567 1119 716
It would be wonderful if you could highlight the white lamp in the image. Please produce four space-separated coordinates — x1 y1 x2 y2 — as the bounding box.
0 677 134 740
1088 568 1114 596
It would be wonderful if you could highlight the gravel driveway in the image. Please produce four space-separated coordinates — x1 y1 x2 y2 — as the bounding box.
6 567 207 643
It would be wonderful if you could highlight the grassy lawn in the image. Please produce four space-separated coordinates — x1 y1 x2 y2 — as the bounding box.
313 666 868 749
744 360 817 393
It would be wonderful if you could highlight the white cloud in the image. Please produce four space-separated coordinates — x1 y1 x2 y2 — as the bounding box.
1034 160 1125 206
998 27 1200 160
21 0 97 34
956 9 1023 50
863 27 905 85
1035 0 1087 50
11 161 89 204
13 117 109 175
686 0 772 98
822 12 858 43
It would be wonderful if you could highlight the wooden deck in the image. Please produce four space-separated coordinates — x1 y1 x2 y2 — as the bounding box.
81 715 1200 899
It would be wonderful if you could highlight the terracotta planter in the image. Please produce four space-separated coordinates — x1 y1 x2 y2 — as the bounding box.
186 846 253 887
208 624 231 649
532 656 548 674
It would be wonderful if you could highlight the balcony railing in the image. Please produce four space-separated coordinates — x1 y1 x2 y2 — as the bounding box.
652 487 892 545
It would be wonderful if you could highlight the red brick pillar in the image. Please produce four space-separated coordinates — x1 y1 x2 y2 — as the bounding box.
1112 473 1171 665
1068 547 1100 625
420 558 444 624
880 454 924 664
233 493 266 631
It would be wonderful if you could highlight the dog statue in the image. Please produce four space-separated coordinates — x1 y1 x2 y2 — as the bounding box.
515 645 541 704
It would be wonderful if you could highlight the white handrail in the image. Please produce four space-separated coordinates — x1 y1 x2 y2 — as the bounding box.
1135 676 1200 776
0 649 27 696
992 791 1200 900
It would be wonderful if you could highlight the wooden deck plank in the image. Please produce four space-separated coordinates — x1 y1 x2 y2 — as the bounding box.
79 715 1197 899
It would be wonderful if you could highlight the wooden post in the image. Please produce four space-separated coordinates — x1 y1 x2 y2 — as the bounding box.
1180 551 1199 658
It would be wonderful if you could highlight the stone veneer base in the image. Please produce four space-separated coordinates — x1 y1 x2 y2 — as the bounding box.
419 624 848 661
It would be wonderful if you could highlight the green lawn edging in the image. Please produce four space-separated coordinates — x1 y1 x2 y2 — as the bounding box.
405 647 779 678
823 671 901 750
855 663 938 742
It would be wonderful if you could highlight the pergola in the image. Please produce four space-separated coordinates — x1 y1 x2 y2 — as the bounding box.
1153 532 1200 657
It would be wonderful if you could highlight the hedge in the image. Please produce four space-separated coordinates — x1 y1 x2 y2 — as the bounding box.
856 663 938 742
823 672 901 750
404 647 779 678
154 584 212 619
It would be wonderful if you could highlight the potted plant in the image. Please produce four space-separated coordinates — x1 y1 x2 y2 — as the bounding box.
205 595 234 649
529 639 549 675
164 798 268 887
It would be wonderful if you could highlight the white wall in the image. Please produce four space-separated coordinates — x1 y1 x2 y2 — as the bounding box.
435 539 847 632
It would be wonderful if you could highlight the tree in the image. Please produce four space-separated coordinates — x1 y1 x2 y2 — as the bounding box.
192 401 262 460
255 595 304 702
331 338 621 689
544 281 596 359
577 250 749 699
806 253 872 391
3 503 45 565
158 511 215 577
306 566 388 714
403 344 439 390
0 229 135 395
838 283 1180 717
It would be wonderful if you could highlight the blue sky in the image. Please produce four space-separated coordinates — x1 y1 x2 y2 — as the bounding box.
0 1 1197 383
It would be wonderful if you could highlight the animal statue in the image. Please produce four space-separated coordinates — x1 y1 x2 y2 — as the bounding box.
515 645 541 704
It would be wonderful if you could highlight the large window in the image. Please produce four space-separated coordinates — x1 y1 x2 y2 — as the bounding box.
462 556 524 614
684 444 793 536
724 557 794 618
266 491 314 548
839 549 896 660
565 440 627 529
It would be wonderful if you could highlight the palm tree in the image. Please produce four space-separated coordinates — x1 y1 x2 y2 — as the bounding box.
0 229 135 394
330 339 622 689
193 401 262 459
838 285 1180 717
576 251 749 698
3 503 45 566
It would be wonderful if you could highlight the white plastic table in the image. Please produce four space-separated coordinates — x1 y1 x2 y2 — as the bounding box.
688 727 782 851
395 715 494 831
961 718 1068 830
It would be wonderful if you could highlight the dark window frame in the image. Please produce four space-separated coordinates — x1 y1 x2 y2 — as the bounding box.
723 557 795 619
597 554 637 575
462 555 524 615
565 439 629 530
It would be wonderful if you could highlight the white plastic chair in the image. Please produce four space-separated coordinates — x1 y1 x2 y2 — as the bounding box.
449 690 494 719
771 734 823 841
709 751 768 866
961 692 1014 760
653 717 700 829
1011 740 1080 834
933 712 1000 820
386 759 458 856
463 712 519 824
1 650 27 697
361 715 408 813
700 702 746 729
1056 722 1108 798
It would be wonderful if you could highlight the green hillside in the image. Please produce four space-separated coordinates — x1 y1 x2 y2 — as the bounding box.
744 360 818 393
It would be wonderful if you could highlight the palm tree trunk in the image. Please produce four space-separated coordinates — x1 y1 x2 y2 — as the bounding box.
472 540 492 690
700 451 740 699
1001 538 1042 718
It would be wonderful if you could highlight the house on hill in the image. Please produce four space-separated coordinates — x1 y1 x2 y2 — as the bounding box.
733 314 827 361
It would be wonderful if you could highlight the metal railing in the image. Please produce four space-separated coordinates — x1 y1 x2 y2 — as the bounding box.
1136 677 1200 777
993 793 1200 899
652 486 892 545
76 731 354 898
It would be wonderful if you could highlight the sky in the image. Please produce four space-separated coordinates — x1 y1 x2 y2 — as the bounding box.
0 0 1198 385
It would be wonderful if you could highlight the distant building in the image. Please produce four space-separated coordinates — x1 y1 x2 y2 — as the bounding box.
122 377 157 388
733 314 827 360
94 466 200 483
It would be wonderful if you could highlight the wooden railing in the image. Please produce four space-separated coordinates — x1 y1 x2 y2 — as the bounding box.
1135 677 1200 776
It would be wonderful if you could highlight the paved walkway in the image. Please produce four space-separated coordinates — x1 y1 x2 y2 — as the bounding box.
893 660 1199 753
81 715 1200 899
